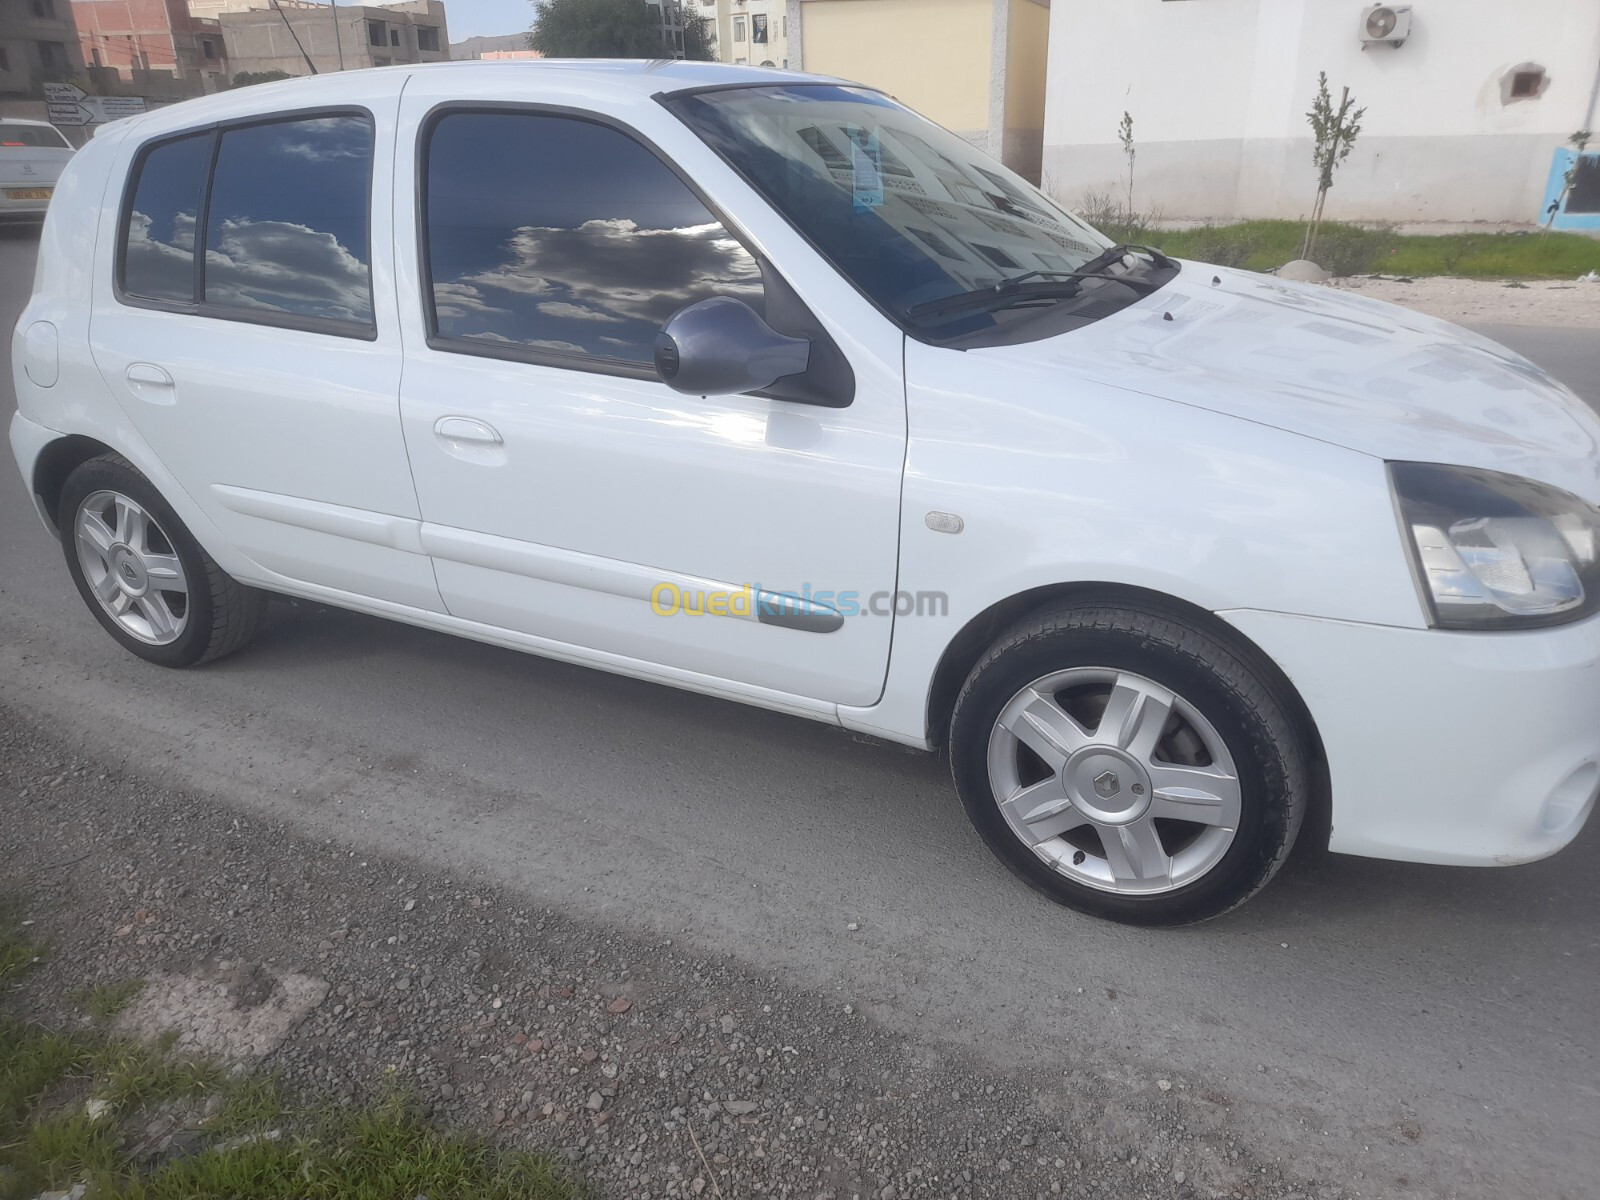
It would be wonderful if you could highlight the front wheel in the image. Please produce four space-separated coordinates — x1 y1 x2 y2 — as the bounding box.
58 454 264 668
950 602 1309 925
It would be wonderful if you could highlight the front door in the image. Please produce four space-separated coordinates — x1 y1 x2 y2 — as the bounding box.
393 86 906 707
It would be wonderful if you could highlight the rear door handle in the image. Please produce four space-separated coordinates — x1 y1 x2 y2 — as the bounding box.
125 362 175 405
434 416 502 446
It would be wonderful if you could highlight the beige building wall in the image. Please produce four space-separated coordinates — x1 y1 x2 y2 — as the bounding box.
799 0 991 136
791 0 1051 181
1001 0 1049 182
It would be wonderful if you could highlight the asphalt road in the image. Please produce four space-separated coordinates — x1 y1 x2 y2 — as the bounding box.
3 226 1597 1198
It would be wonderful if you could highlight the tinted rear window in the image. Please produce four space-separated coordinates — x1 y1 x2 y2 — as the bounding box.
122 131 210 304
203 115 374 324
0 123 69 148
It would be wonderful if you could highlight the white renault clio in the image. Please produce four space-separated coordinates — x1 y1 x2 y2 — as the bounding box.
10 62 1600 924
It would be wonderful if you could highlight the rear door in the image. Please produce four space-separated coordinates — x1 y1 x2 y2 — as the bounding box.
88 93 439 611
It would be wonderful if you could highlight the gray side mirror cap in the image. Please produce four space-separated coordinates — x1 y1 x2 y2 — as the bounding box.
654 297 811 396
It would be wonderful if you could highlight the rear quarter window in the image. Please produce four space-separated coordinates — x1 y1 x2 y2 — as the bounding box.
117 111 375 334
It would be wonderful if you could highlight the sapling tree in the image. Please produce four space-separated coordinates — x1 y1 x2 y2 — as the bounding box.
1118 111 1136 221
1301 72 1366 262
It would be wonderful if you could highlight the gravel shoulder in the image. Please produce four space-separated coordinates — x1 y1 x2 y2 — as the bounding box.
1329 275 1600 329
1 702 1324 1200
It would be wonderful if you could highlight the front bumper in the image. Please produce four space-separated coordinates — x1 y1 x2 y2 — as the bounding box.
1223 609 1600 866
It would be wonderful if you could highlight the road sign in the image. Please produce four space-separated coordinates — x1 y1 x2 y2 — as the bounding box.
42 84 147 126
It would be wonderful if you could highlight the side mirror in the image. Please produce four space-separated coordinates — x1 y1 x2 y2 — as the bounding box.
653 297 811 396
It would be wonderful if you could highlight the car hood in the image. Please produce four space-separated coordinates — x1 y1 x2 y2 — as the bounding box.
976 262 1600 505
0 147 71 184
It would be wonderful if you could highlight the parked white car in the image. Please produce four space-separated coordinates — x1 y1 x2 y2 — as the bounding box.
10 63 1600 923
0 118 72 224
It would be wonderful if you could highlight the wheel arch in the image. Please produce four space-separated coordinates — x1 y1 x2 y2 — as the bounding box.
31 433 118 532
923 580 1330 847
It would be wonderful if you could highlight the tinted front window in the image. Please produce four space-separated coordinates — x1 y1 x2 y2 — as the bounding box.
424 111 762 368
203 115 374 325
123 131 209 303
667 85 1143 341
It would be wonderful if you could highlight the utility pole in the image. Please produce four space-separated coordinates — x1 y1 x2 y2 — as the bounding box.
331 0 345 71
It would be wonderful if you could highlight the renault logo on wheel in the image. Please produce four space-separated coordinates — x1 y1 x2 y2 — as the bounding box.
1093 770 1120 799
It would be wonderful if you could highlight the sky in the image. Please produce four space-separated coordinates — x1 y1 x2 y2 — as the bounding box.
446 0 540 42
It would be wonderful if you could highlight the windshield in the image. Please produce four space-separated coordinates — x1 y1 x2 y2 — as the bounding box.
665 84 1170 344
0 123 70 149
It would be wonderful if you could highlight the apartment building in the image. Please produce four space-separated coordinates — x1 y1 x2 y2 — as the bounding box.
0 0 89 98
219 0 448 77
71 0 228 85
707 0 788 67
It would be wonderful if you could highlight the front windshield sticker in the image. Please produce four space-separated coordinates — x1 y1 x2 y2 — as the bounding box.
846 125 884 213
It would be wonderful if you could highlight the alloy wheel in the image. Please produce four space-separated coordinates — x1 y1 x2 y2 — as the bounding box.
986 667 1242 895
74 489 190 646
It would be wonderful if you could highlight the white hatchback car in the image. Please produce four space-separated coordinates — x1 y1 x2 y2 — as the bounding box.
10 63 1600 924
0 117 73 224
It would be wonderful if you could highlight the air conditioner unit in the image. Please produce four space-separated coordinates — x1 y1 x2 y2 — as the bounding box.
1360 5 1413 47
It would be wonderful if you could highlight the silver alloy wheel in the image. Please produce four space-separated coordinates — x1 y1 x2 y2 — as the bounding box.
986 668 1242 895
74 489 189 646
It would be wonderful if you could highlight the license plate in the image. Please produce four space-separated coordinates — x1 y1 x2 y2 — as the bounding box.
4 188 52 200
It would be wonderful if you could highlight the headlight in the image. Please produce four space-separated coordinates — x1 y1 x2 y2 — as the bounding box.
1390 462 1600 630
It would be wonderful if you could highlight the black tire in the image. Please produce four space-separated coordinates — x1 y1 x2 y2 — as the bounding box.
949 600 1308 926
58 453 264 668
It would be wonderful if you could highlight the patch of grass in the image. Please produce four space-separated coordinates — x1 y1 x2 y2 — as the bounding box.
3 1112 122 1198
75 980 145 1023
206 1074 289 1137
0 898 583 1200
86 1039 226 1112
0 905 42 988
1135 219 1600 279
132 1090 584 1200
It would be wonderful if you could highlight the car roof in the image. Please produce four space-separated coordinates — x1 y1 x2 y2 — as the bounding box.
108 59 853 141
0 117 57 127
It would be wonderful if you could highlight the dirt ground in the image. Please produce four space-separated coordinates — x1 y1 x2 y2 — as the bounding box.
1329 275 1600 329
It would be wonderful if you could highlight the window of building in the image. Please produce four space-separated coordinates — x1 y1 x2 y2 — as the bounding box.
30 0 54 18
1510 70 1544 98
120 114 375 333
752 14 768 44
201 39 216 60
0 48 10 72
422 110 763 372
389 29 400 47
416 26 439 52
732 16 746 41
121 132 211 304
373 56 390 66
38 41 67 70
367 20 385 46
91 48 103 67
908 227 962 261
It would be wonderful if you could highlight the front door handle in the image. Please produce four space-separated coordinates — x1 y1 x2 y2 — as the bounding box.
434 416 502 446
125 362 175 405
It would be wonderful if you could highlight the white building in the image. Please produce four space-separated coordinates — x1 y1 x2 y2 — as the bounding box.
1041 0 1600 227
698 0 789 67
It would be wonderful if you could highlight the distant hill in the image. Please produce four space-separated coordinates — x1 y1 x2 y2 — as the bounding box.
450 33 535 60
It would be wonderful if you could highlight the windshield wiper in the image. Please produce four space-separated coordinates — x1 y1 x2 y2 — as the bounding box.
906 265 1161 322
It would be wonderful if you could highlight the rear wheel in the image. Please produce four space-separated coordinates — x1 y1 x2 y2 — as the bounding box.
59 454 263 668
950 602 1308 925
